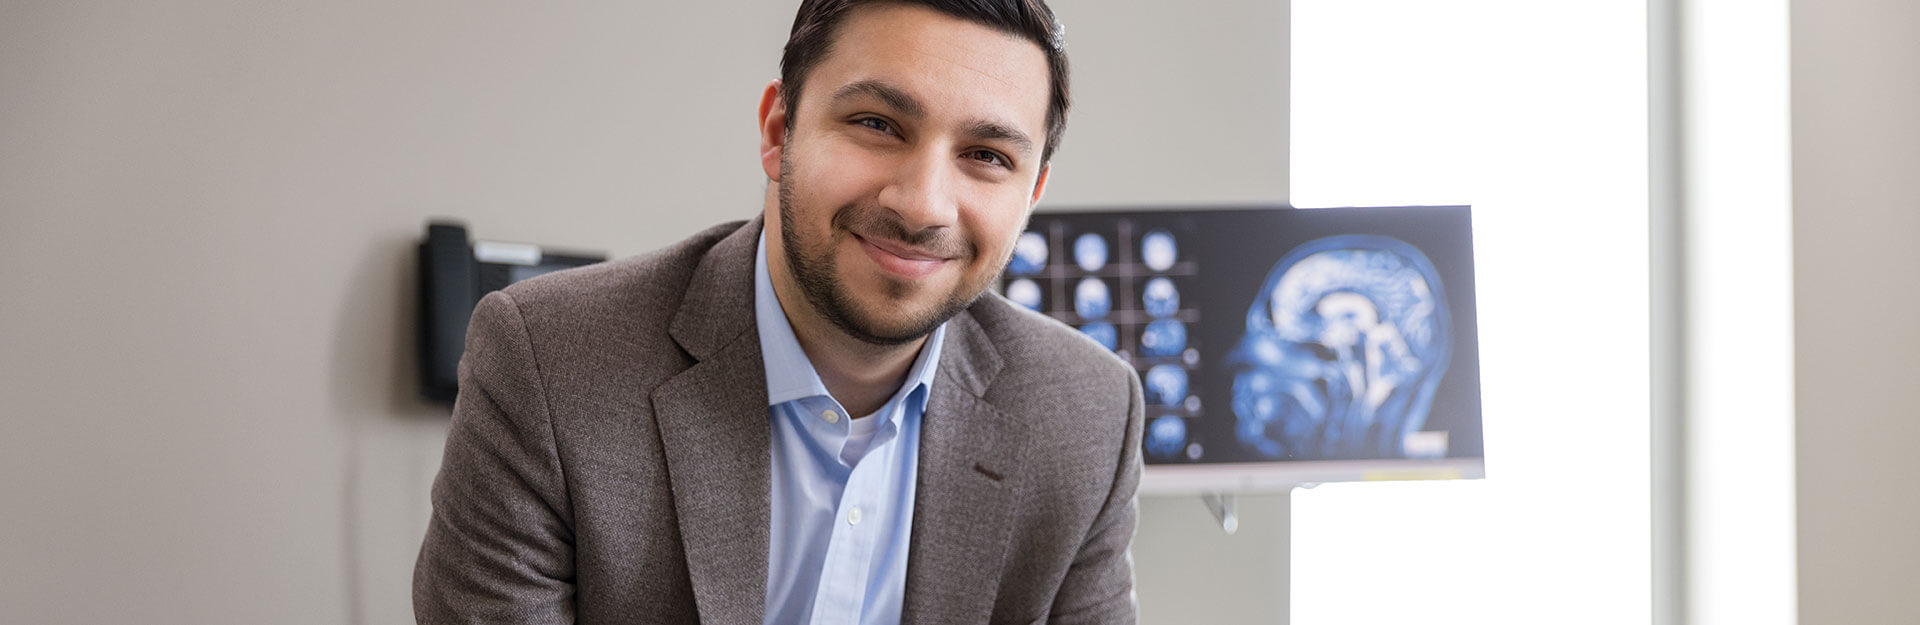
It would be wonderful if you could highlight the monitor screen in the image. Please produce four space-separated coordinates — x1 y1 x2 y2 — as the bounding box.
1001 206 1484 493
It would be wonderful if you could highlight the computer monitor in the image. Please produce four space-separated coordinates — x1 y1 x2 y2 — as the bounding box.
1000 206 1484 494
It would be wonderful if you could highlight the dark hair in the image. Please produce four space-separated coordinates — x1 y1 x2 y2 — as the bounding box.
780 0 1071 164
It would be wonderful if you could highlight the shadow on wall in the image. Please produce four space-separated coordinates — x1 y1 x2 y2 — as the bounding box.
329 229 456 625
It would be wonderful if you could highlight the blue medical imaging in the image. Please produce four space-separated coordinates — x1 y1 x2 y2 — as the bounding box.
1073 233 1109 272
1146 415 1188 459
1006 278 1043 311
995 207 1481 468
1139 319 1187 357
1142 277 1180 318
1074 277 1111 320
1009 232 1048 275
1144 364 1189 406
1227 235 1452 460
1141 228 1178 272
1078 322 1118 351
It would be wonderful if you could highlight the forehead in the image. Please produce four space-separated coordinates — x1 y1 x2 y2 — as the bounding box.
801 4 1050 135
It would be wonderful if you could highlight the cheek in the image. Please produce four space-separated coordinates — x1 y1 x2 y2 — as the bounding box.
790 141 887 209
966 201 1031 266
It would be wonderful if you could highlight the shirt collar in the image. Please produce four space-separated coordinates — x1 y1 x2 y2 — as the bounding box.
754 231 946 410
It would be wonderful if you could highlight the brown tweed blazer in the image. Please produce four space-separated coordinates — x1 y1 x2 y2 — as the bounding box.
414 217 1144 624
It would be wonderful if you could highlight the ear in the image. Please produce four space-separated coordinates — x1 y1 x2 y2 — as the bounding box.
1028 163 1052 207
758 79 787 182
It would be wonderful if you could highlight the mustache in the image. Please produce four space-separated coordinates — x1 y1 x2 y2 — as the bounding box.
832 204 973 260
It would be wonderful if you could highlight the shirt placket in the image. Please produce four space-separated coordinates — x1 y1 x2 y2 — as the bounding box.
807 404 899 625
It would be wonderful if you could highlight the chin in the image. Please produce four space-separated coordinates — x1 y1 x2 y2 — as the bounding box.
839 275 985 344
854 285 954 322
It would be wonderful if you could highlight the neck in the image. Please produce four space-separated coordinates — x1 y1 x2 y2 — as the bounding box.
772 271 926 419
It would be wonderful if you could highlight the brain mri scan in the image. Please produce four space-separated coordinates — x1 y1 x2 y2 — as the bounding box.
1227 234 1452 459
1009 231 1048 275
1074 277 1111 320
1146 415 1188 459
1005 278 1042 311
1073 233 1109 272
1144 364 1189 406
1141 229 1178 272
1079 322 1118 351
994 206 1480 477
1140 319 1187 357
1142 277 1180 318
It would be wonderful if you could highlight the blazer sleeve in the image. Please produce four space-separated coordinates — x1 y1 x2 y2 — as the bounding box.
1046 367 1145 624
414 291 578 624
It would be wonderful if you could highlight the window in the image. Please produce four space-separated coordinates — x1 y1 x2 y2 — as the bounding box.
1289 2 1651 623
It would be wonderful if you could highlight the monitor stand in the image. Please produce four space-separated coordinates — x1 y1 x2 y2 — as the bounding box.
1133 489 1294 624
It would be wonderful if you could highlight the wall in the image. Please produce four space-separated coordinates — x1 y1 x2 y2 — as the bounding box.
1790 0 1920 622
0 1 1288 623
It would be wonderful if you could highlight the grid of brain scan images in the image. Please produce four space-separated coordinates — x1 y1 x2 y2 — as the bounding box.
998 207 1484 467
1002 215 1208 462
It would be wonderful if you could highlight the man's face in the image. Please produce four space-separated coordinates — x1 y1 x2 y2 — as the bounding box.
766 3 1053 345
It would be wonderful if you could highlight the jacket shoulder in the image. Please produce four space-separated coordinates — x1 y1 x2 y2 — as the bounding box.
497 219 746 319
473 219 752 386
965 292 1137 403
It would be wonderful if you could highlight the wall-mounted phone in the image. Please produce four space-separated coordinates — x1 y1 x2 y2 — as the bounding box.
418 221 604 402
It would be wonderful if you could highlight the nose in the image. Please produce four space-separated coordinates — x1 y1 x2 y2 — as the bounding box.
875 145 960 233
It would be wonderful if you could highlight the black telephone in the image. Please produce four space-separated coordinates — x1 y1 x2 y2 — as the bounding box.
417 221 604 402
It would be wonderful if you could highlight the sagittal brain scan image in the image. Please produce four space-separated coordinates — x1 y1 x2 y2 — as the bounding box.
1228 235 1451 459
996 206 1481 468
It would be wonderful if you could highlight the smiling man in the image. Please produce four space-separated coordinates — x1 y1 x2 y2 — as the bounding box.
413 1 1144 624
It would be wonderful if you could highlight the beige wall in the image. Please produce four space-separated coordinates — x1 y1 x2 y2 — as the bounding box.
1791 0 1920 622
0 1 1287 623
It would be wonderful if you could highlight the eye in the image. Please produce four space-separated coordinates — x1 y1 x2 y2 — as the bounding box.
854 117 896 135
966 149 1012 169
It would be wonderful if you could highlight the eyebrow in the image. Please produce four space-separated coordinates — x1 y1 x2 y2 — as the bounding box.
831 79 1037 158
832 80 926 119
964 120 1035 159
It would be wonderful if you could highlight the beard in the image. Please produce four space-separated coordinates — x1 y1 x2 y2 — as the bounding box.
777 155 993 346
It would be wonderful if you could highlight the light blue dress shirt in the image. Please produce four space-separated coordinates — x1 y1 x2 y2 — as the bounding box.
755 233 944 625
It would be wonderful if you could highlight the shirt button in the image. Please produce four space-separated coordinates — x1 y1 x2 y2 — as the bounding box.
848 507 863 525
823 410 839 424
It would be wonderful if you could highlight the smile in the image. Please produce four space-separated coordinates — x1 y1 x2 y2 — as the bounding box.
855 234 951 280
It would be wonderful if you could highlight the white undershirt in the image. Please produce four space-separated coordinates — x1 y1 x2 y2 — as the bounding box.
839 410 885 467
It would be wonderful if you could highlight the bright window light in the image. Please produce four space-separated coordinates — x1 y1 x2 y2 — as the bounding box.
1289 2 1651 624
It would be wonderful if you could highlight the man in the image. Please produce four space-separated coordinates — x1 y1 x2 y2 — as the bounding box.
412 1 1143 623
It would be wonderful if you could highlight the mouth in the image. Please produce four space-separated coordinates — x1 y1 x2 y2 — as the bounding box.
854 233 952 280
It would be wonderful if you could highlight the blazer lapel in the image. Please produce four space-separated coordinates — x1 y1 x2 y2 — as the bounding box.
653 217 772 625
901 311 1029 625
